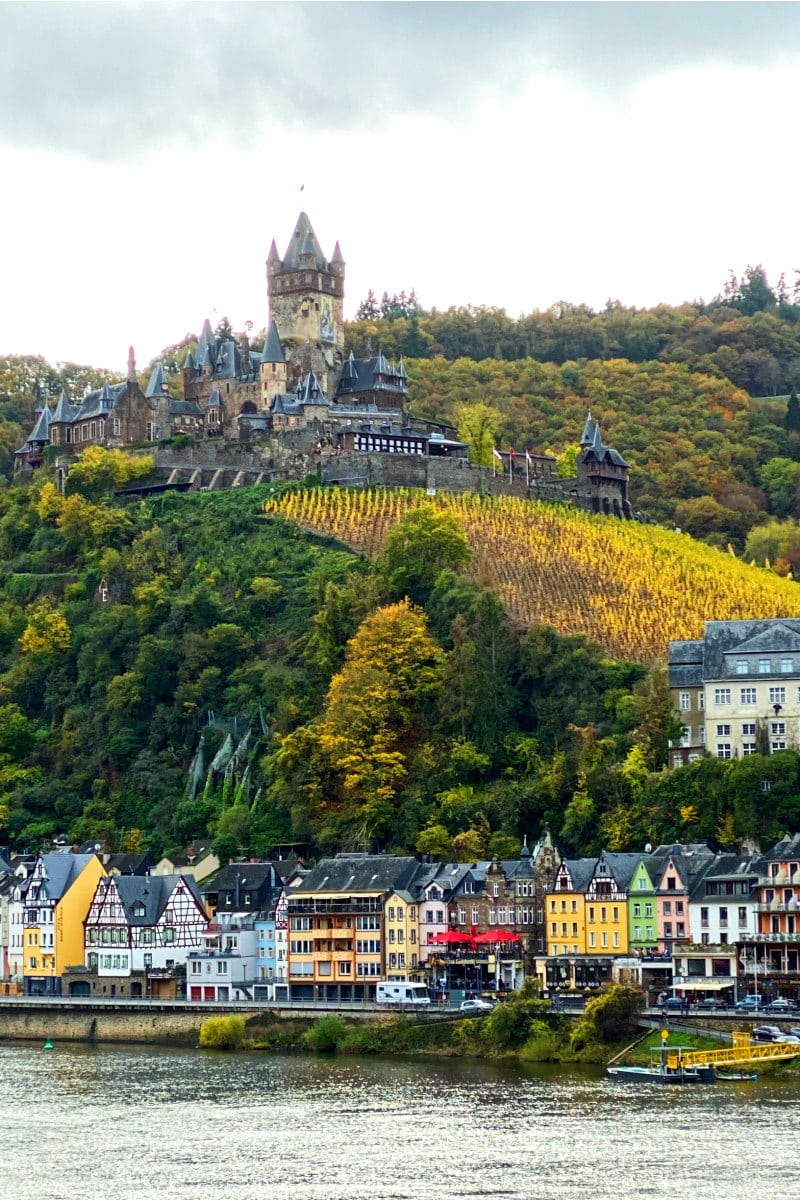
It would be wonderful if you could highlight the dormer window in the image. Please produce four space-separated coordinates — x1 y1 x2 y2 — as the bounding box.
735 660 748 674
759 659 771 673
132 902 146 918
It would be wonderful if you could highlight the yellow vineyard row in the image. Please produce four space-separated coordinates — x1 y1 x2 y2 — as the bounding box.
264 489 800 664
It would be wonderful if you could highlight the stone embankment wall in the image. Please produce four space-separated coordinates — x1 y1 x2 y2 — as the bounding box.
0 1000 375 1045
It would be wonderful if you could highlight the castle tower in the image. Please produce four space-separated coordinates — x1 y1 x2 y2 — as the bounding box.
259 319 288 407
267 212 345 395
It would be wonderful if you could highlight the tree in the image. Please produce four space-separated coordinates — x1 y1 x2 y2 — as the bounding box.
786 390 800 433
65 446 154 499
455 401 502 467
759 457 800 518
383 503 471 606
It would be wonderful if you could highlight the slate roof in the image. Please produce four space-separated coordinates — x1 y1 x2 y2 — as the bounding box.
146 362 171 398
297 371 326 405
262 320 285 364
580 418 629 468
51 388 79 424
600 851 646 890
686 619 800 686
334 353 407 400
38 852 98 901
105 852 154 876
280 212 327 272
169 399 204 417
295 854 420 895
559 857 598 892
271 393 305 416
107 874 203 925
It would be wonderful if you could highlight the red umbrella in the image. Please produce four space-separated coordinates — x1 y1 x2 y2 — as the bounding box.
428 930 472 944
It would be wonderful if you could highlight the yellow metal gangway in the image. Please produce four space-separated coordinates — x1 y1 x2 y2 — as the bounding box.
667 1031 800 1071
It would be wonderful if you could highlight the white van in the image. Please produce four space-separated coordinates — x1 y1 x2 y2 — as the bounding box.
376 982 431 1007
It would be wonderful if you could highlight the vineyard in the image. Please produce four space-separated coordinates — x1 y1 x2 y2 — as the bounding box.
264 488 800 665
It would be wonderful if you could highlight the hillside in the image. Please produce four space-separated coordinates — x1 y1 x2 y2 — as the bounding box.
3 463 800 860
265 488 800 666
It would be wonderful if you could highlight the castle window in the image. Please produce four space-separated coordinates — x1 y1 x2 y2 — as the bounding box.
113 418 121 437
741 688 757 705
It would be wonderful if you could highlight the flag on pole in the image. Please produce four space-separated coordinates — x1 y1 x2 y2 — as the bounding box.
492 447 502 476
525 448 532 485
509 447 516 483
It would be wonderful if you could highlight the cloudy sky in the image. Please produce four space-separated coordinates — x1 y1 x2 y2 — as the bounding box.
2 1 799 372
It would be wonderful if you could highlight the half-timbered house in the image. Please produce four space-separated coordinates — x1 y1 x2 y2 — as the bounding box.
82 874 208 998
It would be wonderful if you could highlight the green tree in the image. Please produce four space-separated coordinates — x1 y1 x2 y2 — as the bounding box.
383 503 471 606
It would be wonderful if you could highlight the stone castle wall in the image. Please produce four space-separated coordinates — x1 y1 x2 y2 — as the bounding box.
151 442 636 517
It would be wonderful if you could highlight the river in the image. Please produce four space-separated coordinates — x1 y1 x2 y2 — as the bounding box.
3 1041 799 1199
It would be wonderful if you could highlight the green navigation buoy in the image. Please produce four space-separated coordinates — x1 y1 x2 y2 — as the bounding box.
43 1039 53 1050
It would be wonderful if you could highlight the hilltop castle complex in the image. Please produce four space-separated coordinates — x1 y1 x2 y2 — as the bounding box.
15 213 633 517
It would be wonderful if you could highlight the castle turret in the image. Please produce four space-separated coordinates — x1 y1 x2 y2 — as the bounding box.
259 319 288 406
267 212 345 396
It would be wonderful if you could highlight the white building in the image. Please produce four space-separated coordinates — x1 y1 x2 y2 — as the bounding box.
669 619 800 763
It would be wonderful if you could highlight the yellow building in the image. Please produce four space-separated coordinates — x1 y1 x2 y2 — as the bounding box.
384 888 421 982
23 853 106 995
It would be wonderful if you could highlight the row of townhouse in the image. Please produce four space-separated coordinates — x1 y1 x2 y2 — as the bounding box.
0 851 304 1001
7 831 800 1007
538 835 800 1005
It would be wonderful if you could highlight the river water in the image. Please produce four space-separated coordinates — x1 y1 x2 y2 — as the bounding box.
3 1041 799 1200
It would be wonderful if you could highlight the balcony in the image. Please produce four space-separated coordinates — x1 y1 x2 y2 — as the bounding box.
288 898 383 915
310 926 354 940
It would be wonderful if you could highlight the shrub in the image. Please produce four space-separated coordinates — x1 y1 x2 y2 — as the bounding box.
304 1014 348 1053
199 1014 246 1051
569 985 644 1052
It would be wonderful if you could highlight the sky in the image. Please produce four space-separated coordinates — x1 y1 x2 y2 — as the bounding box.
2 1 800 373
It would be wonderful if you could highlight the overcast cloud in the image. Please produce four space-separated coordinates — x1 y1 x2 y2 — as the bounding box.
2 3 799 160
1 2 799 371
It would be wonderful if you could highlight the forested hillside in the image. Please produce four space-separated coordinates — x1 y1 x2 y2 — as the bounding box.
3 461 800 865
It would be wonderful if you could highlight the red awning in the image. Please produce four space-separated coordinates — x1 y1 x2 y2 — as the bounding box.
428 931 473 944
474 930 522 944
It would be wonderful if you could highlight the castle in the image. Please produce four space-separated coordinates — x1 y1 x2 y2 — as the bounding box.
14 212 632 517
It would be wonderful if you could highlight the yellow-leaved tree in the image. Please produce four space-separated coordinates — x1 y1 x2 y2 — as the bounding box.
276 599 444 849
66 446 155 499
19 601 71 656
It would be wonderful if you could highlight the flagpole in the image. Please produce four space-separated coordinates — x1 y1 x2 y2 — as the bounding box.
526 451 530 487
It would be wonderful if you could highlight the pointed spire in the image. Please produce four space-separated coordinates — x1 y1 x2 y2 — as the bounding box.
261 319 285 364
592 419 605 457
520 835 531 861
331 240 344 265
580 411 595 447
282 212 326 270
51 388 74 424
145 362 170 398
183 348 196 370
267 238 281 266
127 346 137 382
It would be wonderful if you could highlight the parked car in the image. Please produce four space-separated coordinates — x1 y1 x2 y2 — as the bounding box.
699 997 729 1010
752 1024 783 1042
763 998 796 1013
459 999 494 1013
774 1033 800 1044
735 996 762 1011
660 996 685 1012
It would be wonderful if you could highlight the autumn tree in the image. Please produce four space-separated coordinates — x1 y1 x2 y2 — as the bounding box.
276 600 444 848
455 401 502 467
